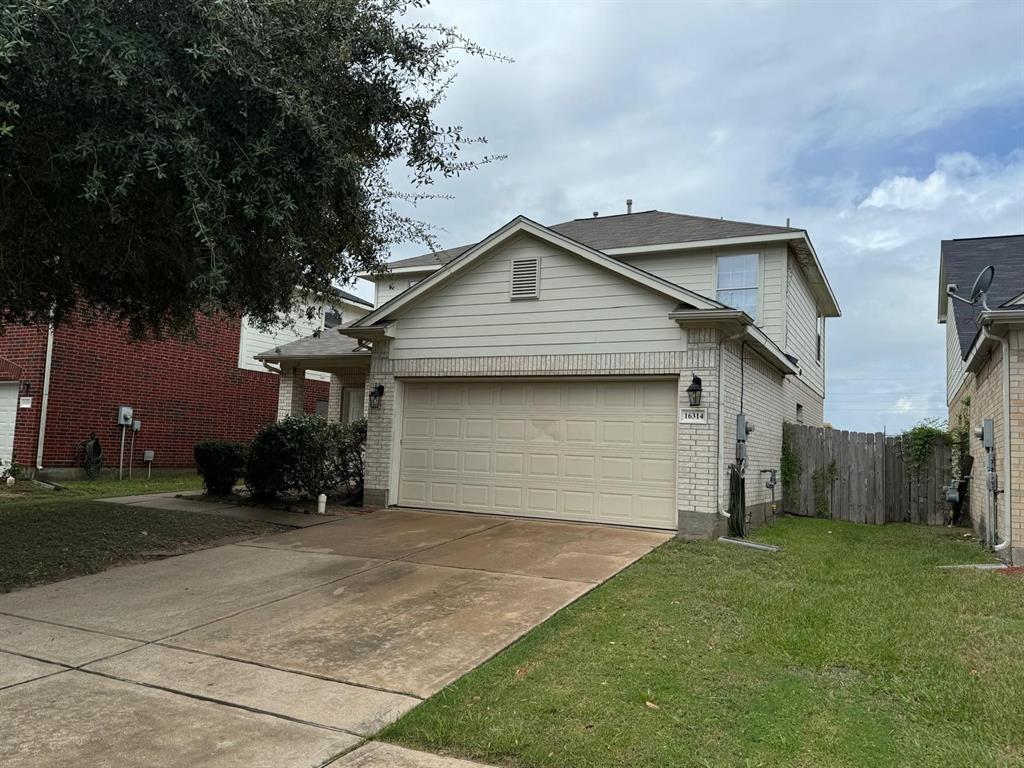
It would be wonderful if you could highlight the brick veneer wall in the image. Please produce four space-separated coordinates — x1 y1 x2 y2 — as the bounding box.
0 315 326 472
720 340 787 526
949 330 1023 564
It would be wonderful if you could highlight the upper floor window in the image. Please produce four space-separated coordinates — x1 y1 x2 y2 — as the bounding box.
716 254 759 319
816 314 824 362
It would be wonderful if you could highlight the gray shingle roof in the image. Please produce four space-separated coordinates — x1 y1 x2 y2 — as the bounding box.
388 210 799 270
334 287 372 308
255 328 369 361
941 234 1024 358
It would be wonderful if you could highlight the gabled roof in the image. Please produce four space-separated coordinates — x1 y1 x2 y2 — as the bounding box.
347 216 727 333
386 210 801 271
938 234 1024 359
371 209 839 317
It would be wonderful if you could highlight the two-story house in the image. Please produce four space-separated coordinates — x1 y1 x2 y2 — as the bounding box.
939 234 1024 564
257 208 839 538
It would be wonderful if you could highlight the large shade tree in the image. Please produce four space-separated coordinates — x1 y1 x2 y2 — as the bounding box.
0 0 500 335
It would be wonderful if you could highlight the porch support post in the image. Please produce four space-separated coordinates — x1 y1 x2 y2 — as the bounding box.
327 374 343 423
277 365 306 420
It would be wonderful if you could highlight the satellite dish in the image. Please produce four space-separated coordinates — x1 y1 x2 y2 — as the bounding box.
969 265 994 304
948 264 995 312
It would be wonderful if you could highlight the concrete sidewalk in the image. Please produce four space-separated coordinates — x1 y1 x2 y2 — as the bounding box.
97 489 350 528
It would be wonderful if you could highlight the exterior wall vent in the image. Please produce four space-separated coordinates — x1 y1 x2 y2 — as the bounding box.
510 258 540 300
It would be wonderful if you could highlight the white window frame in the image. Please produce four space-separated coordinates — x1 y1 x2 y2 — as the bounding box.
341 386 365 424
816 314 824 363
715 252 760 320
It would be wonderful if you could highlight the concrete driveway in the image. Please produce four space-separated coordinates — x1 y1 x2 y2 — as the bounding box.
0 507 668 767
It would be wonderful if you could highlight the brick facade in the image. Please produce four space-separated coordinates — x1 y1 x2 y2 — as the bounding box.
362 328 796 538
949 329 1023 564
0 315 326 475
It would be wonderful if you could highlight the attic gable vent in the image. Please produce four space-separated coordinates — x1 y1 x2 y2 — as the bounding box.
510 257 540 300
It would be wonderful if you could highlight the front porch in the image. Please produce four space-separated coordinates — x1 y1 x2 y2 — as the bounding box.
255 330 370 424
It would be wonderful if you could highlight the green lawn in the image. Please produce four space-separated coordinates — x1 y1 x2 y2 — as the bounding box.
382 518 1024 768
0 472 203 503
0 474 277 590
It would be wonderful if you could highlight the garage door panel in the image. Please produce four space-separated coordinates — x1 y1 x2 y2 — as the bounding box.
564 455 595 479
402 448 429 471
465 419 492 439
527 488 558 514
639 458 675 483
562 491 595 516
493 486 523 510
404 417 432 439
565 420 596 443
398 379 676 529
528 420 561 441
399 480 428 505
599 456 634 482
431 450 459 472
429 483 458 505
528 454 559 476
637 495 675 523
462 451 491 473
496 420 525 440
601 421 635 444
640 421 676 447
461 484 489 506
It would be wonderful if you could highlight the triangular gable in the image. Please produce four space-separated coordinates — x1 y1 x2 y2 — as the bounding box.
350 216 723 329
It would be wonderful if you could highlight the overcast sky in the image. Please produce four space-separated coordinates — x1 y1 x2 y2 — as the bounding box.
352 0 1024 434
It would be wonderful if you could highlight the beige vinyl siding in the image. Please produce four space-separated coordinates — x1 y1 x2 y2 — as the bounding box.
623 249 715 296
620 243 788 347
945 297 967 404
387 235 684 360
239 305 329 381
784 254 824 397
759 244 787 347
374 270 435 308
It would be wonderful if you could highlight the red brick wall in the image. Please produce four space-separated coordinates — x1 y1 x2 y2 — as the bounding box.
0 315 327 471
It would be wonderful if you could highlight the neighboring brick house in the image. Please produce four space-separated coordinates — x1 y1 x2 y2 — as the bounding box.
939 234 1024 564
259 208 839 538
0 291 370 477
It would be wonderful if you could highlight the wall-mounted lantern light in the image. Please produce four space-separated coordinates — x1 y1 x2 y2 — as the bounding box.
686 375 703 407
369 384 385 409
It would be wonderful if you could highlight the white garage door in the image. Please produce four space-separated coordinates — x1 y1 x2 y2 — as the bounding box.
0 383 18 468
398 379 677 529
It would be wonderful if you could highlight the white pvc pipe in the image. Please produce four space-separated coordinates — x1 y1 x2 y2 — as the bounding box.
34 323 55 471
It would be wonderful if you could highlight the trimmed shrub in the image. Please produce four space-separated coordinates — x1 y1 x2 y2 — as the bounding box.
246 415 366 500
194 441 247 495
340 418 367 501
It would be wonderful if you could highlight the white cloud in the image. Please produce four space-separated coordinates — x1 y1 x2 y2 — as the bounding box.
859 171 954 210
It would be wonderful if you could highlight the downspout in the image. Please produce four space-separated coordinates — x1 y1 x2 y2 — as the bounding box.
981 326 1011 554
35 323 55 472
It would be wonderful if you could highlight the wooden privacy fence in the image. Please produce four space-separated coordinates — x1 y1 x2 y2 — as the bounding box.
782 423 953 525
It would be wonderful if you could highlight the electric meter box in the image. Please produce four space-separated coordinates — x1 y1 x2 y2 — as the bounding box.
117 406 134 426
143 450 155 462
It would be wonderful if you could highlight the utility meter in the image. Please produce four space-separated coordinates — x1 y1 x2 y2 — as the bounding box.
132 419 142 433
975 419 994 450
117 406 134 426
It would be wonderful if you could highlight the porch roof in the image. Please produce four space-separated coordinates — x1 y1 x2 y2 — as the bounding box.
254 329 370 371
